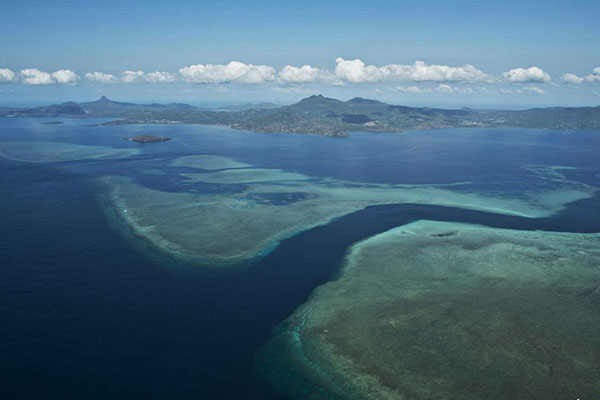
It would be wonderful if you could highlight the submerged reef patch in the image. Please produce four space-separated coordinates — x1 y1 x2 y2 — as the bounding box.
100 155 595 265
244 192 318 206
0 141 139 162
170 154 252 170
181 168 310 184
258 221 600 400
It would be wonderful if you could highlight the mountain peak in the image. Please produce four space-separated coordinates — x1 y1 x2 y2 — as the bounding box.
98 96 110 102
348 97 381 104
296 94 340 105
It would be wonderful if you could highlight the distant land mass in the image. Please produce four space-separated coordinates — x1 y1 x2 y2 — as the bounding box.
123 135 171 143
2 95 600 137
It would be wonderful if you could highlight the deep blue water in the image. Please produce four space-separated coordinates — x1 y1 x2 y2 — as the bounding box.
1 119 599 399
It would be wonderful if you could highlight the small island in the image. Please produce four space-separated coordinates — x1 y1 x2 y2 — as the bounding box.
123 135 171 143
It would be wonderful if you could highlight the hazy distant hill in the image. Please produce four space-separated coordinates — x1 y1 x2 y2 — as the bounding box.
3 102 87 117
2 95 599 137
232 95 600 135
207 102 280 112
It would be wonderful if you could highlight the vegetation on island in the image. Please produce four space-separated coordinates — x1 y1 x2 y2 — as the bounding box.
2 94 600 137
123 135 171 143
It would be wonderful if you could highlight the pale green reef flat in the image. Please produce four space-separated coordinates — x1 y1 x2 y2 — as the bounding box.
260 221 600 400
171 154 252 170
0 141 139 162
101 155 595 265
181 169 310 184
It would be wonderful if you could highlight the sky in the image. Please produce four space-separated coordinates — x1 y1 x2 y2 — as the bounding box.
0 0 599 108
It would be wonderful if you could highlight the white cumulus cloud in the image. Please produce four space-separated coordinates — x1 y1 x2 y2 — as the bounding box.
522 86 545 94
20 68 54 85
502 66 550 83
561 73 584 85
85 72 118 83
560 68 600 84
179 61 276 84
393 85 431 93
436 84 476 94
0 68 16 83
585 67 600 83
334 58 387 83
86 70 176 83
121 70 145 83
21 68 79 85
278 65 335 83
334 58 491 83
51 69 79 84
144 71 176 83
499 86 545 94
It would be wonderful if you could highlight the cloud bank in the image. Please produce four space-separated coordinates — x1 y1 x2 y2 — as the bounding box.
393 84 481 94
334 58 491 83
278 65 335 84
144 71 176 83
85 70 176 84
20 69 53 85
502 66 550 83
0 68 16 83
6 61 600 92
499 86 545 95
560 67 600 84
394 85 430 94
19 68 79 85
178 61 276 84
586 67 600 83
120 70 145 83
85 72 118 83
51 69 79 84
562 73 584 85
436 84 476 94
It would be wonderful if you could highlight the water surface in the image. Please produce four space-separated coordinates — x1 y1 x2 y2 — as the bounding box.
1 119 599 399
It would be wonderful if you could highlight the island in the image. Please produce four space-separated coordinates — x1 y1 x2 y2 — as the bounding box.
2 94 600 137
123 135 171 143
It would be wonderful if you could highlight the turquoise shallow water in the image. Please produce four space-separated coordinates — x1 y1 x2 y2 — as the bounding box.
0 119 599 399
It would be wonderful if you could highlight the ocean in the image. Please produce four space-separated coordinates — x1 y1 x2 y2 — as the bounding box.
1 118 599 399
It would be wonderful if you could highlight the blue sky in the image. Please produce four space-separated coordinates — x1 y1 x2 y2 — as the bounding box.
0 0 599 107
